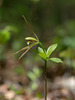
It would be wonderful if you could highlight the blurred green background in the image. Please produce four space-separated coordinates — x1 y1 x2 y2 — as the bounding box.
0 0 75 74
0 0 75 99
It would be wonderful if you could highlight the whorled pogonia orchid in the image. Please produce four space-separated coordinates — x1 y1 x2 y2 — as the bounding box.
11 15 40 59
11 15 62 100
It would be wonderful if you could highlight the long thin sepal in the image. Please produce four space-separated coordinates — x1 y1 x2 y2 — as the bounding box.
11 46 29 56
19 47 31 59
22 15 39 41
19 42 39 59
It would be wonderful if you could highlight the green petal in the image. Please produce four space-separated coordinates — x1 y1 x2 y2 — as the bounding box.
27 41 30 45
48 58 62 63
25 37 37 42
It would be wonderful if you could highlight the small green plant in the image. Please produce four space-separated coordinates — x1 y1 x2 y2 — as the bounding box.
27 66 42 91
12 15 62 100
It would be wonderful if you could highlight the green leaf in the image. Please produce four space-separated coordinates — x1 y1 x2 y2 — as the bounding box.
0 30 10 44
36 92 42 99
33 67 42 77
46 44 58 58
27 71 37 81
31 83 38 90
49 58 62 63
38 47 44 53
38 52 46 60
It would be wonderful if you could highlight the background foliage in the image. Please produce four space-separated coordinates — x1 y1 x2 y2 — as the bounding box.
0 0 75 74
0 0 75 99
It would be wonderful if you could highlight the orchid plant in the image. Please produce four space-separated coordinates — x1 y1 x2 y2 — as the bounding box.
12 15 62 100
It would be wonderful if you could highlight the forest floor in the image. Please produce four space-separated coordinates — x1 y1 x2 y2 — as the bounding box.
0 57 75 100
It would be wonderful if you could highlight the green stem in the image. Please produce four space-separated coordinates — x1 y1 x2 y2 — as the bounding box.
44 60 47 100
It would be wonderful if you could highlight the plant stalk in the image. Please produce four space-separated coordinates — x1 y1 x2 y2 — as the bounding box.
44 60 47 100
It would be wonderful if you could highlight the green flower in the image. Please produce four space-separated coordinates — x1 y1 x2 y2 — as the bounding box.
12 16 39 59
25 37 38 45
